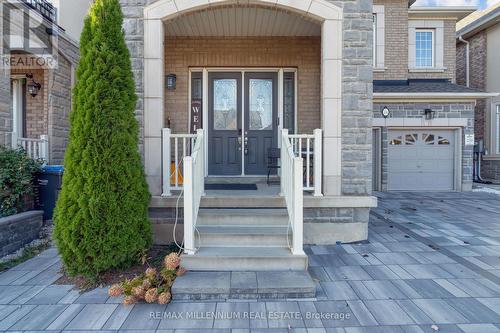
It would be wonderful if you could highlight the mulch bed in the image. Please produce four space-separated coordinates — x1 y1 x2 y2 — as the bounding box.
54 244 179 291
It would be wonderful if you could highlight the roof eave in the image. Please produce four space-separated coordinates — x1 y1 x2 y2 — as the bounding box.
456 9 500 38
409 7 477 20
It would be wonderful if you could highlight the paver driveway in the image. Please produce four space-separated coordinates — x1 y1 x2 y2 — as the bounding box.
1 191 500 332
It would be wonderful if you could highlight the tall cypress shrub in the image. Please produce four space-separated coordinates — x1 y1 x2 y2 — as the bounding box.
54 0 151 277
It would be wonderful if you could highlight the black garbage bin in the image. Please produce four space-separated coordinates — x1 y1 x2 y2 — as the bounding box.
36 165 64 220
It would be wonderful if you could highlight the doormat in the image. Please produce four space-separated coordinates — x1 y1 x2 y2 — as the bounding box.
205 183 258 190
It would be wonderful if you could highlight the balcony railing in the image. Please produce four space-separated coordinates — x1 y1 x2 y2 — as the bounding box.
23 0 57 23
4 132 49 162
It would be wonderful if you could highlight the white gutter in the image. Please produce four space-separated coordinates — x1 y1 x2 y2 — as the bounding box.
458 35 470 87
374 92 499 99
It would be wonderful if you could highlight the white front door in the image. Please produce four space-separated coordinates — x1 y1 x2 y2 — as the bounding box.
387 129 455 191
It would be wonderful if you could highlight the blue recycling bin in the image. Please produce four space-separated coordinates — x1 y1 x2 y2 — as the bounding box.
36 165 64 220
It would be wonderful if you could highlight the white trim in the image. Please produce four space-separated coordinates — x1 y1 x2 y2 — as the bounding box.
374 92 499 99
373 5 385 69
373 117 468 127
492 103 500 155
11 79 23 137
409 20 444 70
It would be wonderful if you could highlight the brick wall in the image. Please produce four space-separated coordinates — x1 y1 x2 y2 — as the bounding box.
373 0 408 80
408 19 457 82
375 0 458 82
164 36 321 135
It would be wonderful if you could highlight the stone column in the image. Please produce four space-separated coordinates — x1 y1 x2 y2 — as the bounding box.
143 18 165 195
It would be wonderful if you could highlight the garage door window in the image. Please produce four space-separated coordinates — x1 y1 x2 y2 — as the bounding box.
438 136 450 145
390 136 402 145
405 134 417 145
423 134 434 144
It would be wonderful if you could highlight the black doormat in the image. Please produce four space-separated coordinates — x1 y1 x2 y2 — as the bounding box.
205 183 258 190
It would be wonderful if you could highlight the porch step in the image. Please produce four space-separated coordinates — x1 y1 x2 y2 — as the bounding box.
197 208 288 226
181 246 308 271
172 271 316 300
196 225 289 247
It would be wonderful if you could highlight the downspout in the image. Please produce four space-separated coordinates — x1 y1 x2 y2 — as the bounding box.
458 36 470 87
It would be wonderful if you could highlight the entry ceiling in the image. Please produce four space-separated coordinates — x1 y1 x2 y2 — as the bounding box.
164 5 321 37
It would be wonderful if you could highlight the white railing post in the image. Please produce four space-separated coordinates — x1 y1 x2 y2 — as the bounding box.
280 129 288 196
40 135 49 163
161 128 172 197
183 155 195 255
197 129 205 196
292 155 304 255
313 129 323 197
11 132 18 149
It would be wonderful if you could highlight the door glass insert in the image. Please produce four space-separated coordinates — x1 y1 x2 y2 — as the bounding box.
249 79 273 130
213 79 237 130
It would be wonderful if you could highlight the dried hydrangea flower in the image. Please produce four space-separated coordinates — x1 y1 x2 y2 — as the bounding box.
164 253 181 270
124 295 136 305
158 291 172 304
142 279 152 289
108 284 123 297
132 286 145 299
145 267 157 279
144 288 158 303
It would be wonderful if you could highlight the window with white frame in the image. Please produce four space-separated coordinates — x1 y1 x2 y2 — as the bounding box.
408 20 444 71
415 29 434 68
496 105 500 154
373 5 385 69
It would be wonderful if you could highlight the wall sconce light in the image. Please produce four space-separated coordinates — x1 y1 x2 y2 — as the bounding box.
26 74 41 97
381 106 390 118
424 108 434 120
166 74 177 90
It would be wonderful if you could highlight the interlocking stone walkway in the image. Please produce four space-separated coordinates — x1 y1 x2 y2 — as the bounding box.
1 192 500 332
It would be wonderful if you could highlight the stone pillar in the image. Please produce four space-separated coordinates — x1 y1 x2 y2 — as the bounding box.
321 19 342 196
143 18 165 195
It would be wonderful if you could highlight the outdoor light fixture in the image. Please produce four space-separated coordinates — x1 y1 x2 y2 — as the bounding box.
424 108 435 120
26 74 41 98
381 106 390 118
166 74 177 90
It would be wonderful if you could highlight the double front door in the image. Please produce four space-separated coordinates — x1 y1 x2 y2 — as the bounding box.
208 72 278 175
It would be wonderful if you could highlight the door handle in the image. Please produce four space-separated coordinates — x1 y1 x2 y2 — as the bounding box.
237 137 242 151
244 137 248 155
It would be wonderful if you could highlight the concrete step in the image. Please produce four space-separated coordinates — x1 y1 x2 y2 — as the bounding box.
172 271 316 300
197 208 288 226
181 246 308 271
196 225 289 247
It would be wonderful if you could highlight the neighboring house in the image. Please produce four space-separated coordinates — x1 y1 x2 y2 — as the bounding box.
457 3 500 182
0 0 79 164
372 1 495 192
49 0 92 42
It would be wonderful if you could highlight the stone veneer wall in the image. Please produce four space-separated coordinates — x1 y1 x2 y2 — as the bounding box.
0 211 43 257
373 102 475 191
122 0 374 196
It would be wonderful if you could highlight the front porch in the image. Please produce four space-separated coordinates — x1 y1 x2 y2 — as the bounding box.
142 0 376 271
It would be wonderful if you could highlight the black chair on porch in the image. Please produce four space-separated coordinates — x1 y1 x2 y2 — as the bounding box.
267 148 281 185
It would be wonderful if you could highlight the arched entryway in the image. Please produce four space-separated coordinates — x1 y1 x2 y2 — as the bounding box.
143 0 343 196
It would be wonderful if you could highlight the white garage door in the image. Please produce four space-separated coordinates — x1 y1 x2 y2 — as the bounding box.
388 130 455 191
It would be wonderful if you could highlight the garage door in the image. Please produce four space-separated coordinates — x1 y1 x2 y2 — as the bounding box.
388 130 455 191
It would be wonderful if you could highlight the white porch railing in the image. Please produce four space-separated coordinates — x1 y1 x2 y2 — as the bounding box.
281 129 304 255
182 129 205 255
5 132 49 162
161 128 198 196
288 129 322 196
